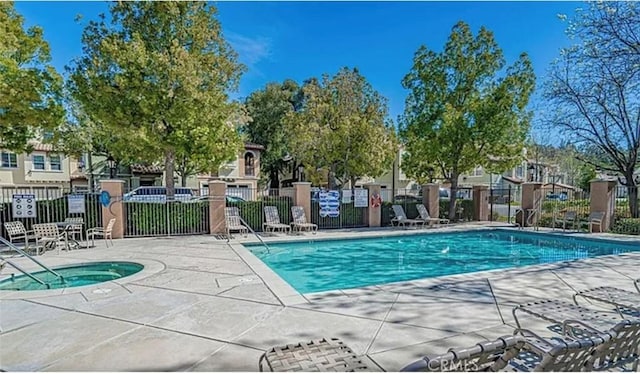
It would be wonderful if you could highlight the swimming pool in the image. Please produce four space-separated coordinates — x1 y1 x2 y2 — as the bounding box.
247 230 640 293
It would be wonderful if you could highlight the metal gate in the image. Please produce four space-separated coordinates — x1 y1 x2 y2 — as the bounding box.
1 187 103 240
310 189 368 229
124 200 209 237
488 186 516 223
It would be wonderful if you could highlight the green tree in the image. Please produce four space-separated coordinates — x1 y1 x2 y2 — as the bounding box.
285 68 397 189
0 1 64 152
400 21 535 219
244 80 302 189
546 1 640 217
578 164 596 192
68 2 244 197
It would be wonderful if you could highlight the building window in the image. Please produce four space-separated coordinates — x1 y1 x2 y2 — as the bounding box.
473 166 483 176
32 155 45 170
1 152 17 168
50 155 61 171
244 152 255 176
515 165 524 178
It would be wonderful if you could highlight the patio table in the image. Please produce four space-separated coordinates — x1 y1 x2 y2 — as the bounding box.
54 222 87 250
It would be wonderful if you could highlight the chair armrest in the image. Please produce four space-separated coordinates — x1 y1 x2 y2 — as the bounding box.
562 319 600 338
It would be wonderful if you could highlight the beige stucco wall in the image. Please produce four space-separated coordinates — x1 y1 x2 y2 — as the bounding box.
0 151 78 189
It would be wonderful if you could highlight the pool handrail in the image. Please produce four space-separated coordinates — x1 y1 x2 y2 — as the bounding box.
227 215 270 253
0 257 50 289
0 236 64 283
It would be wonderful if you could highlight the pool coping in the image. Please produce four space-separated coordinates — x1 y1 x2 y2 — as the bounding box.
0 258 166 300
232 225 640 305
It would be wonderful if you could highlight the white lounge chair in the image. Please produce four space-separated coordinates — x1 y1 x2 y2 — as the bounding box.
225 207 249 238
291 206 317 234
3 221 36 252
416 204 449 227
263 206 291 234
391 205 424 228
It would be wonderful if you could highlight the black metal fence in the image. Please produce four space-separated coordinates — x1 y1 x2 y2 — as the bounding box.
612 185 640 235
310 189 368 229
225 188 294 232
488 186 517 223
537 187 590 230
0 187 103 240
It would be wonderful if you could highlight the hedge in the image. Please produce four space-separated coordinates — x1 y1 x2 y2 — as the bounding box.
227 197 293 232
611 218 640 236
126 201 208 236
311 202 367 228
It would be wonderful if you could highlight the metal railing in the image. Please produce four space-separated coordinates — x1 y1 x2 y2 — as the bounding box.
612 185 640 235
537 187 590 230
124 198 210 237
230 214 270 252
310 189 367 229
0 236 64 288
1 187 102 241
226 188 293 232
488 186 517 223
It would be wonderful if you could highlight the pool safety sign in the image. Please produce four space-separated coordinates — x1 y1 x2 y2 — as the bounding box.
68 194 86 214
319 190 340 218
12 194 36 218
354 189 369 207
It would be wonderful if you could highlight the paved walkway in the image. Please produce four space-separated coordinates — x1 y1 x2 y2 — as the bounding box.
1 226 638 371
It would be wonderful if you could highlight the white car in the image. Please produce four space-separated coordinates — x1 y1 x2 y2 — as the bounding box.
123 187 194 203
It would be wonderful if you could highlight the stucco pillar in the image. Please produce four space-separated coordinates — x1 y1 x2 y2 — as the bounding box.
518 182 542 227
208 180 227 235
365 183 381 227
422 183 440 220
100 180 125 239
589 179 617 232
292 182 311 222
473 185 490 221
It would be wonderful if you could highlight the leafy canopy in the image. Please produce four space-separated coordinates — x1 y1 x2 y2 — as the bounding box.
285 67 398 188
68 2 244 193
244 80 301 188
0 1 64 152
400 21 535 217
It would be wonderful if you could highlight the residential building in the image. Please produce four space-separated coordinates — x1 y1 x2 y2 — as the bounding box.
0 142 85 197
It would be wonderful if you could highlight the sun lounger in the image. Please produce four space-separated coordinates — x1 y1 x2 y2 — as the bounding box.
263 206 291 234
401 335 526 371
573 286 640 316
391 205 424 228
259 337 371 372
416 204 449 226
225 207 249 238
512 299 627 338
291 206 317 234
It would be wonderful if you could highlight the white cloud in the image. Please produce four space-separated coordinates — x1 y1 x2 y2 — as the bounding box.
226 31 272 67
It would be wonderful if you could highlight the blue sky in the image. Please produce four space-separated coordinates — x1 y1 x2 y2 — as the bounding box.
16 1 583 125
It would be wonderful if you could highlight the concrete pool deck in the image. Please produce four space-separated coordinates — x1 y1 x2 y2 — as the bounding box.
1 223 638 371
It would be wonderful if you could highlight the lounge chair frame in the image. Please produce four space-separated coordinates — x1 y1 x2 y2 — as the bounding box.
391 205 424 228
32 223 68 255
263 206 291 234
573 286 640 317
86 218 115 247
3 221 36 252
416 204 449 227
225 207 249 238
588 211 605 233
290 206 317 234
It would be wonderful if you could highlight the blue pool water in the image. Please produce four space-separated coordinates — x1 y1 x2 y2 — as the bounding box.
247 230 639 293
0 262 144 291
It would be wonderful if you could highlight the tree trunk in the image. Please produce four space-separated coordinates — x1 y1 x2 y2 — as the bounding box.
165 148 175 200
180 174 187 187
628 181 639 218
448 173 459 221
269 169 280 189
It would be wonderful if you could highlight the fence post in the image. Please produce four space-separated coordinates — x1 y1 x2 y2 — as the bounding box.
519 182 542 227
421 183 440 219
365 183 381 227
589 179 617 232
472 185 489 221
100 180 126 239
208 180 227 235
489 187 494 221
507 186 512 224
292 182 311 223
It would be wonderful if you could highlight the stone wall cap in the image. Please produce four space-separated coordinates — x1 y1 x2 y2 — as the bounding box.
100 179 126 184
208 179 227 184
292 182 312 185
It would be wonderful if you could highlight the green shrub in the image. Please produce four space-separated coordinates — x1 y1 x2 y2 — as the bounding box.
126 201 208 235
227 198 292 231
310 202 366 228
439 199 474 221
611 218 640 235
